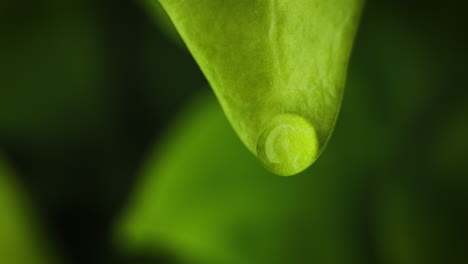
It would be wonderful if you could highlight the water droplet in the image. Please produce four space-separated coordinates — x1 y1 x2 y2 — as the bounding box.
257 114 319 176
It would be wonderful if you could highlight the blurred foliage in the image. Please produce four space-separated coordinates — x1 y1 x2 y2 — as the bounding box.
0 0 205 262
0 0 467 264
0 155 58 264
116 93 366 264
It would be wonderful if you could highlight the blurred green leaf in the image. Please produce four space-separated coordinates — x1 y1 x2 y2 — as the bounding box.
0 155 59 264
115 93 366 264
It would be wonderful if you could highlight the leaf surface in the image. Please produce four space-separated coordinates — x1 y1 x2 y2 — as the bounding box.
157 0 364 175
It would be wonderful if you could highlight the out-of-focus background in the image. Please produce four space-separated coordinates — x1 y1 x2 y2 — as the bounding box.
0 0 467 263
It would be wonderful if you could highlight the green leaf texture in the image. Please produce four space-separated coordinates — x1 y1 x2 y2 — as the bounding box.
157 0 364 175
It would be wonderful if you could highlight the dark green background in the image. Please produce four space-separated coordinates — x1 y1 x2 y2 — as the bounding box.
0 0 467 263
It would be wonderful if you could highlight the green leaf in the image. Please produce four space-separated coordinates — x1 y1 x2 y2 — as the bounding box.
115 93 365 264
0 155 59 264
157 0 364 175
